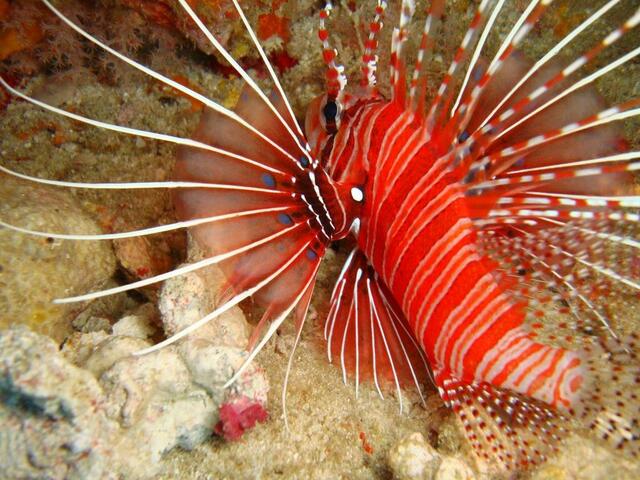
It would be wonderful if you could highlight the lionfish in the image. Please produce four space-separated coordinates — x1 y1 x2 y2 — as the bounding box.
1 0 640 473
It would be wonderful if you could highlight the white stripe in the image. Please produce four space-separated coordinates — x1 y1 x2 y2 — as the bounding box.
300 194 330 240
493 46 640 145
484 334 533 382
229 0 308 143
0 206 290 241
477 0 623 130
223 253 321 389
367 279 385 400
389 184 464 287
514 346 557 392
402 218 474 313
0 164 286 194
40 0 302 168
354 268 363 397
326 279 347 360
503 344 552 389
416 245 480 341
475 328 528 379
54 222 302 303
451 295 512 375
0 77 285 175
451 0 507 116
434 272 497 362
370 278 404 414
176 0 310 165
136 238 311 356
366 111 416 254
308 171 336 230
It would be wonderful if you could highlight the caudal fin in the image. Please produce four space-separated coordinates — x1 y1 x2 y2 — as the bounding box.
436 372 570 471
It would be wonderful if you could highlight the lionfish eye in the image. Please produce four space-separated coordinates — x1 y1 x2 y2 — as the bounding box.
322 100 338 122
322 99 340 134
350 186 364 203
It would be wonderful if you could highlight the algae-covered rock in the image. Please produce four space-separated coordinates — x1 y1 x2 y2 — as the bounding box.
530 435 640 480
0 326 119 479
0 287 268 480
0 177 117 342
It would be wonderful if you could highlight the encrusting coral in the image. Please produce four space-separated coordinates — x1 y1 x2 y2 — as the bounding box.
0 253 268 479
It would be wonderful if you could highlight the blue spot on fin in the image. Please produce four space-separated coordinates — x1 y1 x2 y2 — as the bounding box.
262 174 276 188
277 213 293 225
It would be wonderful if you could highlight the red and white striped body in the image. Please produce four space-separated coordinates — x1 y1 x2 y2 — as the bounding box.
326 98 584 410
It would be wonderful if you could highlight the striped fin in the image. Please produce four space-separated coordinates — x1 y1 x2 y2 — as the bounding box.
0 1 344 375
450 5 639 181
475 216 639 343
425 0 496 130
451 0 555 135
389 0 417 104
408 0 445 109
324 248 431 410
318 2 348 107
360 1 387 94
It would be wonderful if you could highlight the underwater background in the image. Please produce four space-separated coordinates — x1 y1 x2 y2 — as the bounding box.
1 0 639 478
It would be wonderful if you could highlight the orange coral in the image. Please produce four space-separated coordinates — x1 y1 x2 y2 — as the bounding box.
121 0 234 30
551 3 588 38
15 120 67 145
257 12 290 42
0 0 9 19
0 18 44 62
1 1 46 61
121 0 177 28
156 74 204 112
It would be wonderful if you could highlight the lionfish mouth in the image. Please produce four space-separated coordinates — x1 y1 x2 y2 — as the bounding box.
1 0 640 475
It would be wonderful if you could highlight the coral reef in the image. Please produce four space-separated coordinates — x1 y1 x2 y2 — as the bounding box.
0 176 116 342
0 257 268 479
0 326 119 479
214 395 269 441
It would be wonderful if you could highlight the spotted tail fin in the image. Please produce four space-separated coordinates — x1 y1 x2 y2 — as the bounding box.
436 372 570 471
436 332 640 470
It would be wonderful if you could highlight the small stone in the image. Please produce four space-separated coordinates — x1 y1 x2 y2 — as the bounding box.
436 416 464 454
113 235 173 298
533 465 568 480
83 335 151 378
434 457 475 480
111 308 157 340
78 315 112 333
389 432 442 480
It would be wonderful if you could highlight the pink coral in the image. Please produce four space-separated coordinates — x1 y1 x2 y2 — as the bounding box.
214 396 268 441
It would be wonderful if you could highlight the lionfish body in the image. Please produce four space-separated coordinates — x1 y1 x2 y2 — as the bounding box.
2 0 640 473
328 96 584 409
